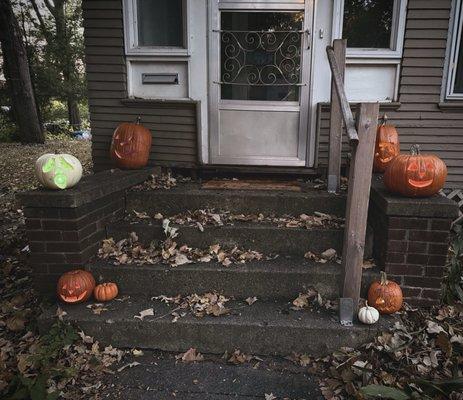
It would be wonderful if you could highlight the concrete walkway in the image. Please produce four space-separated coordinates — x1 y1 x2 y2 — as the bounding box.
102 351 322 400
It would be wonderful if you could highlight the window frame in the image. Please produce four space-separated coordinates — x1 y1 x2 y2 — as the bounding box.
332 0 408 59
444 0 463 100
123 0 190 56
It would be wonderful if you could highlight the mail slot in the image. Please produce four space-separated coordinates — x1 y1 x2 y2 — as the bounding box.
142 73 179 84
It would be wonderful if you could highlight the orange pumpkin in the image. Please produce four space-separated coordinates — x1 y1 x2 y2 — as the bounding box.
367 272 403 314
94 282 119 302
110 117 152 169
57 270 95 303
373 115 400 173
384 144 447 197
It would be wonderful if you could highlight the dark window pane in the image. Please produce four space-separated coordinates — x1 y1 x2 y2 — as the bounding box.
137 0 183 47
454 27 463 93
343 0 394 48
220 12 303 101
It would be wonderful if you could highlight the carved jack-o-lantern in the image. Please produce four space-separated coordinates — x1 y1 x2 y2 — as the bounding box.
110 117 152 169
384 144 447 197
373 115 400 173
57 270 96 304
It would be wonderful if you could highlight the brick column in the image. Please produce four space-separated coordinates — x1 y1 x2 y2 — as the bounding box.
18 169 153 295
369 175 458 307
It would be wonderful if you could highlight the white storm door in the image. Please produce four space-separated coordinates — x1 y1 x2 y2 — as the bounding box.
209 0 313 166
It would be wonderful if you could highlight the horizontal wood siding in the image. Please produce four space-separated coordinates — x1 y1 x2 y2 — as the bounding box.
82 0 198 171
319 0 463 189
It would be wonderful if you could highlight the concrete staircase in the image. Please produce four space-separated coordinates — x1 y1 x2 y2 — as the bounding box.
40 182 387 356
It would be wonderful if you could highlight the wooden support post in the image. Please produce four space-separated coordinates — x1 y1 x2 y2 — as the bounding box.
341 102 379 308
327 39 346 193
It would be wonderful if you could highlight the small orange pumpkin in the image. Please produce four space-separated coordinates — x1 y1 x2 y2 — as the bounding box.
367 272 403 314
57 270 95 304
384 144 447 197
373 115 400 173
94 282 119 302
110 117 152 169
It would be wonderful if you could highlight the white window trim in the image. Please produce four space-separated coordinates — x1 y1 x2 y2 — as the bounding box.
443 0 463 100
332 0 407 59
122 0 190 57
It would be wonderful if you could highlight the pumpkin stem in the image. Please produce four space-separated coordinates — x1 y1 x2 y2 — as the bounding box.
410 144 421 156
380 271 388 285
380 114 388 125
135 116 142 125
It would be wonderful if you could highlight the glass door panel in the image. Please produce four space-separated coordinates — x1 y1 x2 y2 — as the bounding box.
220 12 304 101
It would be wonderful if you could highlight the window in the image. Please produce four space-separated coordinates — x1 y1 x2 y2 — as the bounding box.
445 0 463 99
343 0 394 49
123 0 188 55
334 0 407 58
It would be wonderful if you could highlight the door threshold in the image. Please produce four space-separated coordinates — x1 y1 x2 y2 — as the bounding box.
198 164 321 180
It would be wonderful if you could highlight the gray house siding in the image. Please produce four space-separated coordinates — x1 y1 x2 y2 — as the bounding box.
83 0 198 172
83 0 462 188
319 0 462 189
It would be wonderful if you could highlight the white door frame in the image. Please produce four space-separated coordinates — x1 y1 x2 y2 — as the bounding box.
207 0 315 166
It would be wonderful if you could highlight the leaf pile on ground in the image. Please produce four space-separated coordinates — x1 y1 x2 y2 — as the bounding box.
0 138 92 194
133 171 191 191
154 292 231 321
299 304 463 399
98 232 264 267
0 227 121 399
131 208 345 231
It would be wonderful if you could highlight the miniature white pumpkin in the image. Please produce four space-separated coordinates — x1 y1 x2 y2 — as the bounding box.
358 301 380 325
35 153 82 190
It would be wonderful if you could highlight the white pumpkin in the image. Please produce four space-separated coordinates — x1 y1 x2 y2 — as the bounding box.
35 153 83 190
358 302 380 325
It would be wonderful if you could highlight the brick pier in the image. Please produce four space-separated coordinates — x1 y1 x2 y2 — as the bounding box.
369 175 459 306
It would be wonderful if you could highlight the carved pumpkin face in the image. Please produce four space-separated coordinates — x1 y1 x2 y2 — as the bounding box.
110 117 152 169
373 117 400 173
384 145 447 197
367 272 403 315
406 158 435 188
57 270 96 304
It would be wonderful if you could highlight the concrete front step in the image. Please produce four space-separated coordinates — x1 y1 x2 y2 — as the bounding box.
39 299 390 357
106 221 344 256
88 259 379 301
127 183 346 216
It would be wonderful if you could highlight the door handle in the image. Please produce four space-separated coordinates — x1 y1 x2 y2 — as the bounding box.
305 29 311 49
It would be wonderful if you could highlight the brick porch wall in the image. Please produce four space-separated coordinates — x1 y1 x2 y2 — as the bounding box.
17 169 154 295
369 175 459 307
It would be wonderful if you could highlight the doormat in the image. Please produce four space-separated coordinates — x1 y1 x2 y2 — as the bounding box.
201 179 301 192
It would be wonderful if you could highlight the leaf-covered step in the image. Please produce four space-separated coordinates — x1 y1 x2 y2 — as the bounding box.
106 220 345 257
38 298 391 357
127 182 346 216
87 258 379 301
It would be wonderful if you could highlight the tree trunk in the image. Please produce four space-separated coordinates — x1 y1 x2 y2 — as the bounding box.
0 0 44 143
67 97 81 130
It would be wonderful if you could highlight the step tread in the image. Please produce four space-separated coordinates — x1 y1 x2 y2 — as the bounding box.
39 298 391 356
90 257 375 276
132 181 344 198
42 297 387 331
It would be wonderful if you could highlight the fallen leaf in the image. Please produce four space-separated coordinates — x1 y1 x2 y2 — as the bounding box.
134 308 155 320
245 296 258 306
176 348 204 363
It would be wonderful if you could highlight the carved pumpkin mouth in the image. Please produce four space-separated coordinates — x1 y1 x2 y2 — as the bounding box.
58 292 87 303
407 178 433 188
377 153 395 163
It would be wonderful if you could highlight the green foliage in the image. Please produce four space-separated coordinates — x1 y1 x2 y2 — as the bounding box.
360 377 463 399
5 322 78 400
0 113 19 142
443 223 463 304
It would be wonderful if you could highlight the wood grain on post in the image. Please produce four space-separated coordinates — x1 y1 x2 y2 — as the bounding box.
341 102 379 308
327 40 346 193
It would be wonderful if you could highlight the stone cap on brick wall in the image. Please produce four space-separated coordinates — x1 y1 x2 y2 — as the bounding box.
18 168 154 208
370 174 459 218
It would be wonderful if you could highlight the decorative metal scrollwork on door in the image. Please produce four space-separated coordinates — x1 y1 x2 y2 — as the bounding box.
217 30 303 86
